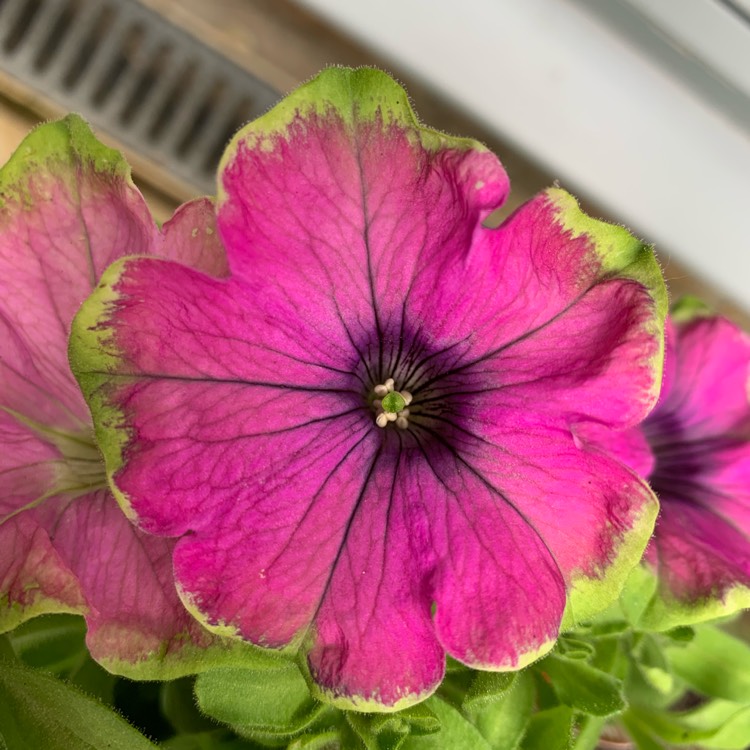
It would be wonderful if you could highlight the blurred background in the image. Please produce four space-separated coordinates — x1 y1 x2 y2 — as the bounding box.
0 0 747 324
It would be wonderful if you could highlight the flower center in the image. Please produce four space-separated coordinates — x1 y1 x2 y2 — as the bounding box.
372 377 412 429
54 430 108 495
4 408 107 496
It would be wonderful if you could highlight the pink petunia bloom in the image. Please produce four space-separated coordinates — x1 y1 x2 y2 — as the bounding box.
0 115 252 676
70 68 667 709
592 309 750 628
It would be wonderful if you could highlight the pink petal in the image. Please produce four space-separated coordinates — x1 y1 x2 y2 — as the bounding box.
0 412 87 628
573 421 655 479
650 316 750 441
461 417 657 622
650 498 750 610
219 70 507 369
308 441 564 707
405 190 663 405
158 198 229 278
454 276 662 430
0 116 229 669
0 121 156 429
43 490 234 673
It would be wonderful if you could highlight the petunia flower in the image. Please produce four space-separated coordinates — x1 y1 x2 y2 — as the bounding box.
0 115 255 676
70 68 667 709
589 306 750 628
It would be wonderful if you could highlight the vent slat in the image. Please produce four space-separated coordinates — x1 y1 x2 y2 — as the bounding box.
156 66 218 152
0 0 279 194
183 90 242 174
1 0 44 54
3 0 60 63
88 24 156 113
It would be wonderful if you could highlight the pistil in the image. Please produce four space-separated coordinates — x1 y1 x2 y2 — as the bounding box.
372 378 412 429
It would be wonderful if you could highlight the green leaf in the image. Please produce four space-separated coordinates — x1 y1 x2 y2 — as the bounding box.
0 634 13 660
400 696 492 750
664 627 694 644
0 658 156 749
571 716 606 750
635 634 676 697
438 667 516 713
467 671 534 750
681 700 750 749
619 565 658 626
587 634 625 676
346 703 440 750
621 712 665 750
347 703 440 750
6 614 117 703
556 637 595 660
288 731 343 749
666 625 750 702
539 653 626 716
7 614 86 672
161 730 257 749
194 661 329 743
463 670 516 710
520 706 574 750
627 702 750 749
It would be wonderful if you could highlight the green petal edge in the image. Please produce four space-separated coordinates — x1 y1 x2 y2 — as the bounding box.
636 568 750 632
547 186 669 333
68 258 137 521
98 629 287 682
0 595 84 637
561 493 659 629
547 187 667 627
217 66 489 205
0 114 132 207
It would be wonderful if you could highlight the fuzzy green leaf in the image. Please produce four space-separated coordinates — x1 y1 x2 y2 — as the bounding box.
628 702 750 749
520 706 574 750
347 703 440 750
400 696 491 750
194 661 329 742
467 671 534 750
161 730 256 749
540 653 626 716
0 658 156 749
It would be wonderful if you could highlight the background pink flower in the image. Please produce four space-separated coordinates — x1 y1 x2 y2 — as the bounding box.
597 310 750 628
0 115 257 676
71 68 667 708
